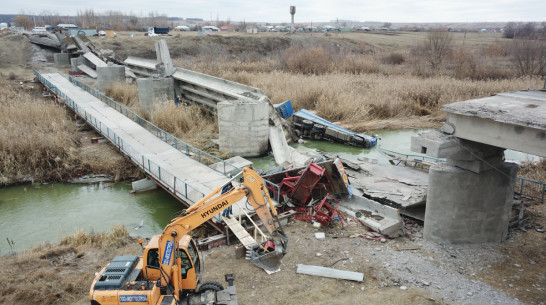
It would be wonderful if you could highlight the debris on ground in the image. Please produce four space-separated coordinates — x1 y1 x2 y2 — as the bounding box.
296 264 364 282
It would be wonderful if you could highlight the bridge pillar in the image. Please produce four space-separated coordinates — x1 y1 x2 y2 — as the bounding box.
70 56 86 72
54 53 70 67
412 130 518 243
136 77 174 116
218 99 269 157
97 64 126 93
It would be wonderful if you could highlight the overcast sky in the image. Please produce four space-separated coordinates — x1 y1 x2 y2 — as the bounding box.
4 0 545 23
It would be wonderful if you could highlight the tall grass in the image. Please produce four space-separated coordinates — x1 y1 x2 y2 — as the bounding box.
0 79 79 184
0 79 142 185
0 226 135 305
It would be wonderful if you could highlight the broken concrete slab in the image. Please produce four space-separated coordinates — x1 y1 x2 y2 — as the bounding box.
297 264 364 282
339 194 403 237
77 64 97 78
155 39 175 76
83 52 108 68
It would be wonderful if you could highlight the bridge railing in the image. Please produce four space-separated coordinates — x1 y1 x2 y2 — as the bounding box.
515 177 545 203
378 148 446 164
67 75 241 176
35 70 206 203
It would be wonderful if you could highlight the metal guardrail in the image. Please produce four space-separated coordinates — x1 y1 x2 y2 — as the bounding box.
515 177 545 203
67 75 240 176
35 70 206 203
36 71 282 205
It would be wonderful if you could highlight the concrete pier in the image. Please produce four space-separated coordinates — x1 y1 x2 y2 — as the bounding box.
218 99 269 157
413 130 519 243
136 77 174 115
70 56 86 72
424 162 518 243
54 53 70 66
97 65 125 93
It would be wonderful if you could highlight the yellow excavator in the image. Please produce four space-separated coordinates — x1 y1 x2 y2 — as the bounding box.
90 167 287 305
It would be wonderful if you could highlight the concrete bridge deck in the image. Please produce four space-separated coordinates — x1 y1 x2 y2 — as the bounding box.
36 72 252 229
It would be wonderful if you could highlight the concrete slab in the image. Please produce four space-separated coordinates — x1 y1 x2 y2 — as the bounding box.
83 52 107 68
77 64 97 78
442 90 546 157
334 156 429 208
339 195 403 237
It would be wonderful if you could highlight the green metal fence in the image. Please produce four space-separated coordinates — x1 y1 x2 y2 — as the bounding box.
515 177 546 203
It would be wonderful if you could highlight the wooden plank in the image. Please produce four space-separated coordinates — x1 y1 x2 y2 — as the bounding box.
222 216 257 249
296 264 364 282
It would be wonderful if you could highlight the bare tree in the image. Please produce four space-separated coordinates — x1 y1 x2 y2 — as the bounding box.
13 14 33 30
423 30 453 73
509 39 546 77
77 9 98 28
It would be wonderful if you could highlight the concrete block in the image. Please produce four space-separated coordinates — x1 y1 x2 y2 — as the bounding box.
155 39 175 76
70 56 86 71
54 53 70 66
137 77 174 115
410 130 460 158
97 65 126 93
338 195 403 237
423 162 518 244
131 178 157 193
314 232 325 240
218 99 269 157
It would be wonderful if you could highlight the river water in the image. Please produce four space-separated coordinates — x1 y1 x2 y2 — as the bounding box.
0 129 538 253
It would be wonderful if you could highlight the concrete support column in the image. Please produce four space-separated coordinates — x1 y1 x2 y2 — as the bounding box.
412 130 519 243
424 162 518 243
97 65 126 93
70 56 86 72
218 99 269 157
137 77 174 116
54 53 70 66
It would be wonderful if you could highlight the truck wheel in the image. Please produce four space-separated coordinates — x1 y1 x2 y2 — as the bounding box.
198 281 224 293
302 120 314 130
312 124 326 135
351 135 365 146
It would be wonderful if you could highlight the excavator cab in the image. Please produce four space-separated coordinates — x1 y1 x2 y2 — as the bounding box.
142 235 202 292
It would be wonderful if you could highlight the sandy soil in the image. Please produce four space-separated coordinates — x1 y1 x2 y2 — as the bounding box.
199 212 545 305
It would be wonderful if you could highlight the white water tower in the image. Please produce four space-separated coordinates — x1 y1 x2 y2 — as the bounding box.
290 6 296 33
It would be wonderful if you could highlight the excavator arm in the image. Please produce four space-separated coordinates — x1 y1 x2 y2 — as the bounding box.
157 168 287 293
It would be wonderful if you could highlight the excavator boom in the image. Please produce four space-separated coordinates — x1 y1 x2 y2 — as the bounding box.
158 168 287 287
90 167 286 305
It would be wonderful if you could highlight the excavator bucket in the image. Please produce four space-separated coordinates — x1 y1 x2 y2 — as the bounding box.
246 236 287 272
247 247 285 272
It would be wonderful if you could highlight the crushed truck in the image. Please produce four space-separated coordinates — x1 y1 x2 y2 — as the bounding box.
90 167 288 305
